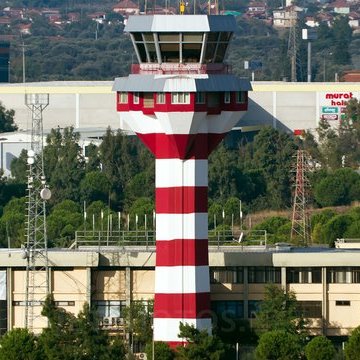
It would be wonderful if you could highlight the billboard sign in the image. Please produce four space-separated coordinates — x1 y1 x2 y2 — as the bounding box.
319 91 359 125
321 114 338 121
322 106 338 114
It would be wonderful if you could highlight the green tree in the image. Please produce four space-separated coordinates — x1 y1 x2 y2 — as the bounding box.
345 326 360 360
332 16 352 65
176 322 227 360
244 127 297 209
313 168 360 207
0 328 44 360
40 295 126 360
80 170 110 203
123 300 153 349
44 127 85 204
145 342 175 360
305 336 336 360
254 284 306 335
0 197 26 247
255 330 302 360
10 149 27 183
99 128 142 208
46 200 82 247
128 197 154 228
0 102 17 132
252 216 291 244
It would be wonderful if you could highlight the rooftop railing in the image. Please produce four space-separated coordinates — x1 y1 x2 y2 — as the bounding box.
131 63 232 75
71 229 267 250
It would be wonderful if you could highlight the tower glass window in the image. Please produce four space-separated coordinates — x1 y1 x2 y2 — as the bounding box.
171 92 190 104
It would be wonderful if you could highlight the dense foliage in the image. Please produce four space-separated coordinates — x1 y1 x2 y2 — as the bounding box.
254 284 307 336
0 296 127 360
0 83 360 249
305 336 336 360
344 326 360 360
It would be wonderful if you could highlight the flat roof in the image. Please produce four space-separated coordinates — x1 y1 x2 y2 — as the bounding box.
113 74 252 92
2 246 360 268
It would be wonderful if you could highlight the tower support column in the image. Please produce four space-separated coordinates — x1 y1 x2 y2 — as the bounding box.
153 157 211 345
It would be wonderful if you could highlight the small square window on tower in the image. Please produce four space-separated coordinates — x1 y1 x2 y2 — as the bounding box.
119 92 128 104
133 92 140 104
236 91 245 104
196 92 206 104
224 92 231 104
157 92 166 104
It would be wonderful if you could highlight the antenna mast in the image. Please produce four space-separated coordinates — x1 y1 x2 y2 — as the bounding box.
291 149 311 245
24 94 51 331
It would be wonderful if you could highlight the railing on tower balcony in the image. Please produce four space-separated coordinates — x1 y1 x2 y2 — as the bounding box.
131 63 232 75
70 229 267 250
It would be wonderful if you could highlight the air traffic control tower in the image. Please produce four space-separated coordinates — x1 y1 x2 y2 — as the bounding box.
113 14 251 346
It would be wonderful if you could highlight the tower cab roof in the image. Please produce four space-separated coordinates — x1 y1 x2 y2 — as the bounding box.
125 14 237 32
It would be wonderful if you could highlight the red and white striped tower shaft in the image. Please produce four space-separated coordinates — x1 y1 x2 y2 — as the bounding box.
114 14 251 346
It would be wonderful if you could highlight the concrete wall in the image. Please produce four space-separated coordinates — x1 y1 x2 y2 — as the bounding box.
1 81 360 134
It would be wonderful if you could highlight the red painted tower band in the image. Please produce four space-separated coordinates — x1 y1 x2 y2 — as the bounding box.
113 14 251 346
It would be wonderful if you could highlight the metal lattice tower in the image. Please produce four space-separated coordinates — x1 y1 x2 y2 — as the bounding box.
24 94 51 331
291 149 311 245
288 8 298 82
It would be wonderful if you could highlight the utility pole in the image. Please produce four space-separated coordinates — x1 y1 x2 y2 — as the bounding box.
291 149 311 246
288 8 298 82
24 94 51 331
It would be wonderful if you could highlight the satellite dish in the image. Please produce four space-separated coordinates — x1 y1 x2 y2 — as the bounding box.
27 157 35 165
27 149 35 157
40 188 51 200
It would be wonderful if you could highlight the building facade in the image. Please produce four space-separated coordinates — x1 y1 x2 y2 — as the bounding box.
1 246 360 338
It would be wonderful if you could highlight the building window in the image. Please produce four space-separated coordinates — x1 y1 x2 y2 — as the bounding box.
211 301 244 319
248 266 281 284
224 92 231 104
351 268 360 283
248 300 262 318
328 267 351 283
336 300 351 306
210 267 243 284
119 92 128 104
133 92 140 104
171 92 190 104
157 92 166 104
287 267 322 284
0 300 6 336
143 93 154 108
94 300 127 318
297 301 322 318
196 92 206 104
236 91 246 104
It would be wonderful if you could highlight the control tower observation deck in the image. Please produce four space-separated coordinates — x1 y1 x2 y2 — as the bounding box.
113 15 251 347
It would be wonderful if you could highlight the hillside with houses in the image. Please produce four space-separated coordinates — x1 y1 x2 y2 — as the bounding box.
0 0 360 82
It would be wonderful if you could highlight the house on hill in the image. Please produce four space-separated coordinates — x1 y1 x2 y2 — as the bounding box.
273 6 303 28
113 0 140 16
